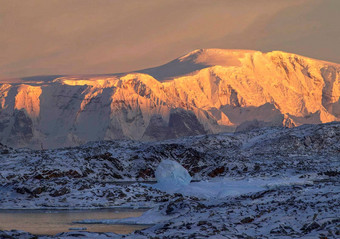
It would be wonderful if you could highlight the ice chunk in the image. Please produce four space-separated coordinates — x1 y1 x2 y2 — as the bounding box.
152 174 312 199
155 160 192 190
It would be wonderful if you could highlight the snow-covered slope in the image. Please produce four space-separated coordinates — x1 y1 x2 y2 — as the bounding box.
0 49 339 148
1 122 339 191
0 122 339 238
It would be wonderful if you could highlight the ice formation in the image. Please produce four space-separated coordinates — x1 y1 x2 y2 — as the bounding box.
155 160 192 191
153 160 313 198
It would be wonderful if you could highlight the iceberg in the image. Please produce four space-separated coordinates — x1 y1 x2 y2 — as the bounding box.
155 160 192 191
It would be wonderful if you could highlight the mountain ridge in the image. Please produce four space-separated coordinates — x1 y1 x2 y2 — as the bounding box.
3 49 339 83
0 49 339 149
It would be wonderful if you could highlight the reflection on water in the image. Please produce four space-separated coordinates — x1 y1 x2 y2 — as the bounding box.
0 209 148 235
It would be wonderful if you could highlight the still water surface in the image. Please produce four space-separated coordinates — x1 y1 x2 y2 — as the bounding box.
0 209 148 235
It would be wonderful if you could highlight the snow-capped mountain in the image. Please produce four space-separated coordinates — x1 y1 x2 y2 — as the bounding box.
0 49 339 149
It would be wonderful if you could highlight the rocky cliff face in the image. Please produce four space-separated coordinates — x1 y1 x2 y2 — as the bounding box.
0 49 339 149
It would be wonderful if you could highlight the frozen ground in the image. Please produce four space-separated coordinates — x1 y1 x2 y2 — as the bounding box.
0 122 339 238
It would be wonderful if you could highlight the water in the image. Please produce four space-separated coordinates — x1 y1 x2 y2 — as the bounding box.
0 209 149 235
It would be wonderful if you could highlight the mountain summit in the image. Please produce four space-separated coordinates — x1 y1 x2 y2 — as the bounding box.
0 49 339 149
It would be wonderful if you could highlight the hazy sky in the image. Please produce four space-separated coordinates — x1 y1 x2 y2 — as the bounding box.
0 0 339 78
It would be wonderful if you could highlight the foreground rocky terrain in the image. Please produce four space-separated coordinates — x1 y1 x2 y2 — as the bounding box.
0 49 339 149
0 122 339 238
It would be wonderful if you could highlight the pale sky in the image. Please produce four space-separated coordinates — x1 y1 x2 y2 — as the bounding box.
0 0 339 78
